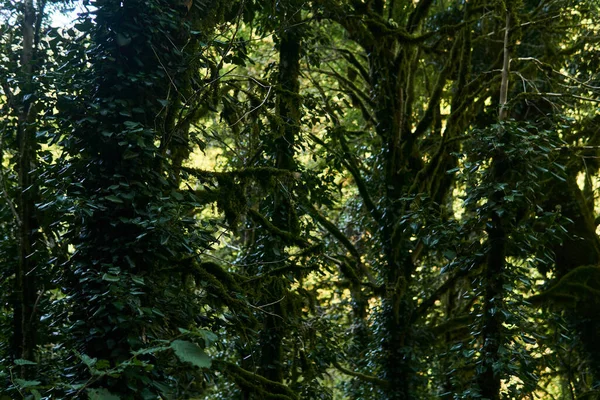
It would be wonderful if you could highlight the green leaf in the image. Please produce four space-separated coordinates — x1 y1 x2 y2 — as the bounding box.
178 328 218 345
123 150 139 159
170 340 211 368
123 120 141 129
116 33 131 47
124 255 136 268
132 345 170 356
31 389 42 400
102 273 120 282
14 379 41 388
87 388 121 400
105 195 123 204
172 191 184 201
14 359 37 366
522 335 536 344
81 354 97 368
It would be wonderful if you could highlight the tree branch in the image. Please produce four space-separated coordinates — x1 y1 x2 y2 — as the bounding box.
406 0 434 33
335 47 370 83
248 208 310 248
305 204 378 287
308 132 382 224
317 67 374 107
411 33 460 139
411 261 482 324
216 361 300 400
182 166 300 181
333 360 389 387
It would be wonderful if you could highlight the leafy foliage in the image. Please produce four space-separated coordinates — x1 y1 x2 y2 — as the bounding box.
0 0 599 399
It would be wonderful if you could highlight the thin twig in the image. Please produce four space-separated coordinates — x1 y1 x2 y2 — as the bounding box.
229 85 272 127
248 303 284 319
515 57 600 90
150 44 186 102
256 295 286 309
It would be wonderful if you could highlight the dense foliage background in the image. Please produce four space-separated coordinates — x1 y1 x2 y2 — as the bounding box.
1 0 600 399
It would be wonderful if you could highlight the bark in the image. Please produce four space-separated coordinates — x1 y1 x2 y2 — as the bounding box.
542 170 600 386
14 0 39 374
368 25 419 400
258 6 302 385
498 13 511 121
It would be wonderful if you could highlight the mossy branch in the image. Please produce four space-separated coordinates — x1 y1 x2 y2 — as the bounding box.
411 34 459 139
528 265 600 307
308 70 375 125
406 0 434 32
243 264 322 284
190 189 220 206
511 92 600 106
318 68 374 108
182 166 300 181
305 72 381 228
365 17 433 43
366 16 467 43
306 205 379 287
248 208 310 248
318 6 376 49
333 360 389 387
412 261 482 324
336 130 383 224
307 132 381 225
307 205 360 260
189 262 250 313
335 47 370 82
407 67 500 199
429 315 474 337
216 360 300 400
198 261 242 292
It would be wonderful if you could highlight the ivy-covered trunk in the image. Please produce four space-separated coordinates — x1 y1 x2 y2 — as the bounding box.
61 0 218 396
475 9 511 399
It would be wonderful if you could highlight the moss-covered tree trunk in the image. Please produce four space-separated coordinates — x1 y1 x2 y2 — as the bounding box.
371 43 417 399
362 5 425 397
540 162 600 388
316 1 473 397
258 5 302 385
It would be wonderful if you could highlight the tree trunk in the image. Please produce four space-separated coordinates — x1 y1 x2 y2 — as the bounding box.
258 4 302 385
363 13 422 394
14 0 39 374
475 11 511 400
543 169 600 386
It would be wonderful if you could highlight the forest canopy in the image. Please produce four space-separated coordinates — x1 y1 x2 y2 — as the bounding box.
1 0 600 399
